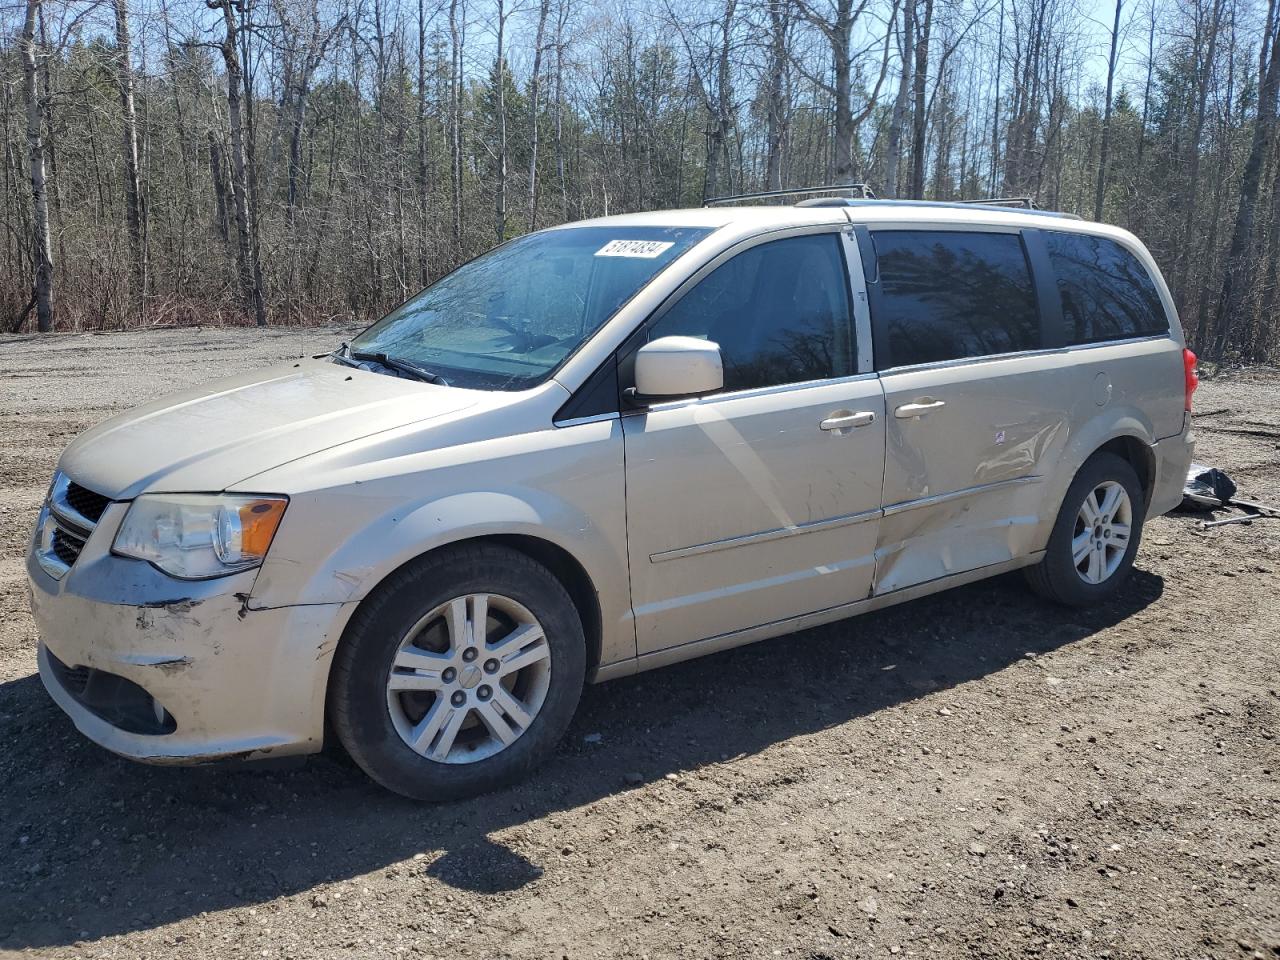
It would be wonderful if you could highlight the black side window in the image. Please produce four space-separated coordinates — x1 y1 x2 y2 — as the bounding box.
871 230 1040 367
1044 232 1169 344
643 234 854 392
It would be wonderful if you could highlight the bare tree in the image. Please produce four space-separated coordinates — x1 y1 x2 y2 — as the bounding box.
449 0 465 252
885 0 913 196
761 0 795 189
1213 0 1280 355
113 0 146 313
493 0 512 242
1093 0 1122 220
795 0 898 180
20 0 53 332
210 0 268 326
526 0 551 228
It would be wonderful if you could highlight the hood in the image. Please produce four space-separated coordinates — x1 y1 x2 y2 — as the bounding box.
58 359 480 500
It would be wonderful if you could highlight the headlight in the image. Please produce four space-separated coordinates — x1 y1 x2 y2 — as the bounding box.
113 494 287 579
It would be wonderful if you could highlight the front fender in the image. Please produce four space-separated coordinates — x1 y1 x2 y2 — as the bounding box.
254 488 607 605
244 418 634 669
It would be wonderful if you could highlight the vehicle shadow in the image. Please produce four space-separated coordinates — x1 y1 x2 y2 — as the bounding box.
0 568 1164 949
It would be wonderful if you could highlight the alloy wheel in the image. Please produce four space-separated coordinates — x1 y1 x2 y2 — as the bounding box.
1072 480 1133 585
386 593 552 764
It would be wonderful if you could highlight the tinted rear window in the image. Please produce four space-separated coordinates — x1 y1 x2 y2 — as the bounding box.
871 230 1040 367
1044 232 1169 344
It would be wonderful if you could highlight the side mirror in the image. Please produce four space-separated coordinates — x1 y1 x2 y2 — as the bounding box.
629 336 723 404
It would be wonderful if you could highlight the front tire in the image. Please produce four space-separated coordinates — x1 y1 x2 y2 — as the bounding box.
329 543 586 801
1025 452 1146 607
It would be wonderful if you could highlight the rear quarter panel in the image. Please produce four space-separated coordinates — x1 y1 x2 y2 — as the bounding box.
1035 334 1187 542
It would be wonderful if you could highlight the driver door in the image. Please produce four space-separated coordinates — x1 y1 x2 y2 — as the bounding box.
621 229 886 656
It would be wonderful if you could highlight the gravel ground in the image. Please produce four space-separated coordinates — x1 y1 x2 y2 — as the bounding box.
0 328 1277 960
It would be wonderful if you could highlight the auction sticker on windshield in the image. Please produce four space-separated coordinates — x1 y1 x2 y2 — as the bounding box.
595 239 676 258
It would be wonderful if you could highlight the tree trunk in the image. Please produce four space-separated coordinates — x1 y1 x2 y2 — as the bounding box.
1093 0 1122 221
885 0 914 197
449 0 465 255
715 0 736 192
21 0 53 333
113 0 146 314
1212 5 1280 358
908 0 933 199
763 0 791 190
831 0 855 179
208 126 232 245
554 0 568 219
417 0 432 284
988 0 1003 194
526 0 550 229
1175 0 1224 311
212 0 267 326
494 0 508 244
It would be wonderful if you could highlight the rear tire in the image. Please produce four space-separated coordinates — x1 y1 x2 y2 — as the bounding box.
1024 452 1146 607
329 543 586 801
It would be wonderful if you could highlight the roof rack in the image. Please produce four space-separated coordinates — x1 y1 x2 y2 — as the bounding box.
702 183 876 207
790 197 1082 220
952 196 1038 209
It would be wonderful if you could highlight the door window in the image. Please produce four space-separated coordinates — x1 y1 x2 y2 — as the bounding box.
1043 231 1169 344
641 233 854 392
870 230 1040 367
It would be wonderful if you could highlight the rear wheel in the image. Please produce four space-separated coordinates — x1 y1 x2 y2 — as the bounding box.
329 543 586 800
1025 452 1145 607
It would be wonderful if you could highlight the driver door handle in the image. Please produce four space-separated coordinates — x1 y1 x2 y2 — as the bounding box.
894 399 947 419
820 411 877 431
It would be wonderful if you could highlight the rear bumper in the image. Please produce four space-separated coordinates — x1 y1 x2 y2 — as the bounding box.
28 524 356 765
1149 416 1196 518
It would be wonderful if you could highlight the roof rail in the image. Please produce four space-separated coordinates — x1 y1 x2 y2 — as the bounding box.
796 197 1082 220
952 196 1037 209
702 183 877 207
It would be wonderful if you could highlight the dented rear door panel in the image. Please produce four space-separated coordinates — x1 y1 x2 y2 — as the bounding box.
875 355 1074 593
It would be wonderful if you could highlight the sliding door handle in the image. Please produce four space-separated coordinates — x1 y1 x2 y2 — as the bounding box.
820 410 877 431
894 399 946 419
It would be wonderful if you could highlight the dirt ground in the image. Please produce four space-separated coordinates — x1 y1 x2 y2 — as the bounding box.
0 328 1277 960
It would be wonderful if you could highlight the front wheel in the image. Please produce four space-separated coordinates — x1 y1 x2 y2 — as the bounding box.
329 544 586 800
1025 452 1146 607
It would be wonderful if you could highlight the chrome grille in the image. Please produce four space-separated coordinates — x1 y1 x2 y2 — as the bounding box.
52 526 86 567
64 481 110 524
35 472 113 579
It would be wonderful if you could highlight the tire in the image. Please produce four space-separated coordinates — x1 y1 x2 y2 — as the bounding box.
329 543 586 801
1024 451 1146 607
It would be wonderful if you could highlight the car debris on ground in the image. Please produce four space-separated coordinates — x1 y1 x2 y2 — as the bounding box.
1181 462 1280 529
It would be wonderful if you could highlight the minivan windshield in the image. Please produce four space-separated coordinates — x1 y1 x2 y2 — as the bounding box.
348 225 713 390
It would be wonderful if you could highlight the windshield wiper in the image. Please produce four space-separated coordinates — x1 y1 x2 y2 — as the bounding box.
327 342 362 368
350 350 449 386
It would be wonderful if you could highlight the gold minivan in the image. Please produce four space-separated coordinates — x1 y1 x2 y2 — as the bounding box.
28 194 1197 799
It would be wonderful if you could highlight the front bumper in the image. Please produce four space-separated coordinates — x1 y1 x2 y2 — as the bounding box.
28 502 356 764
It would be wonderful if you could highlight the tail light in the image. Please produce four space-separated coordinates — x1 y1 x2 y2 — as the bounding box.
1183 348 1199 411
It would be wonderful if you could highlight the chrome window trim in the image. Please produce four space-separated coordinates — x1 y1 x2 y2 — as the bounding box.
877 333 1173 376
639 370 882 413
552 412 621 428
650 506 881 563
